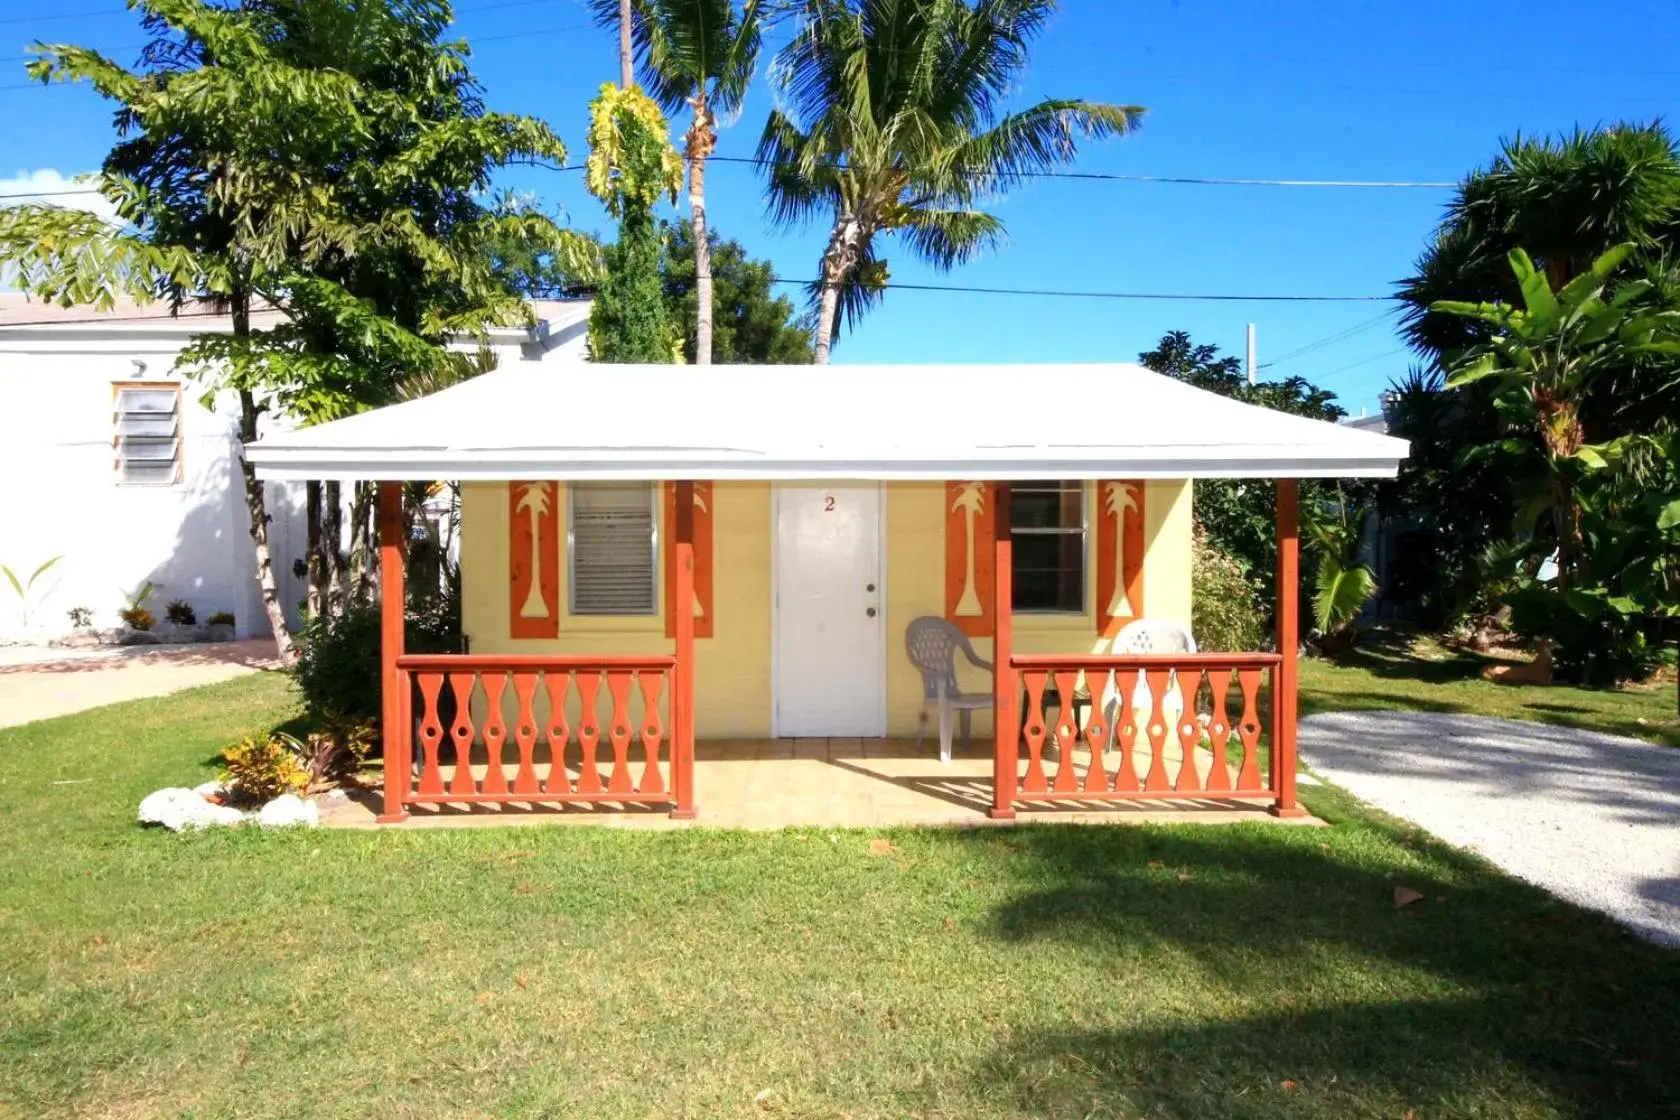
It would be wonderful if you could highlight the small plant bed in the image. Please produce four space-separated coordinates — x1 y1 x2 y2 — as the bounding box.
137 714 375 831
4 675 1680 1117
1302 629 1680 748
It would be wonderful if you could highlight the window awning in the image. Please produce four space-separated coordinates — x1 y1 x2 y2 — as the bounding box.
245 362 1409 481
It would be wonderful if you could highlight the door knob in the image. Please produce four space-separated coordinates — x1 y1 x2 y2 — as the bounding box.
866 607 877 617
866 582 876 592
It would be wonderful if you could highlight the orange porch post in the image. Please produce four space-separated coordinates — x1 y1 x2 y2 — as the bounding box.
376 480 410 824
670 480 698 819
990 481 1018 820
1270 479 1305 818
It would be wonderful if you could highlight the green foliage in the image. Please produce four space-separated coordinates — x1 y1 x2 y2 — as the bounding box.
219 733 310 804
662 222 814 362
297 716 378 787
118 609 156 632
1377 366 1514 627
1305 495 1379 640
584 83 683 218
164 600 197 626
590 0 763 124
66 607 93 630
1190 528 1267 653
586 83 682 363
117 581 159 631
1138 331 1356 615
206 611 236 627
761 0 1142 358
1 555 63 629
1432 244 1680 592
290 594 463 724
1399 122 1680 372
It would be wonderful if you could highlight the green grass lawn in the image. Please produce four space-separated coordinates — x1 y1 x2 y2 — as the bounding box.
1300 631 1680 748
5 673 1680 1118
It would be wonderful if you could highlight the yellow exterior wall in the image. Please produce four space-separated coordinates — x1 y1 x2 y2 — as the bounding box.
461 478 1193 740
461 480 774 737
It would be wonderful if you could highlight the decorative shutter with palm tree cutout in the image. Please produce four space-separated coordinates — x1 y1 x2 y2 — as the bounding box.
570 482 658 615
1096 480 1147 636
509 481 560 638
944 481 994 637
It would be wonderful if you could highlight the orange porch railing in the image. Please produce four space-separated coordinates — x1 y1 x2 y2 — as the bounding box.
387 654 694 817
1004 652 1285 809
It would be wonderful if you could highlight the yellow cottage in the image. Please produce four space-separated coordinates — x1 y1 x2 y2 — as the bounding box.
248 362 1406 825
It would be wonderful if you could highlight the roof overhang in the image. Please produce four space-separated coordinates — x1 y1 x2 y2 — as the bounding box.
245 362 1410 482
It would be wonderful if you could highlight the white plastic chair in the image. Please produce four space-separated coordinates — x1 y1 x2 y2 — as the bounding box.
1110 619 1197 734
904 616 994 763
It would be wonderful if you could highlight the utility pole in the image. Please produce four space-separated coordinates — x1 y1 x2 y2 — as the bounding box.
1246 322 1257 386
618 0 634 88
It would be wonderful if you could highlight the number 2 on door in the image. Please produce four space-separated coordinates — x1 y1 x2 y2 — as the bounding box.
824 496 836 511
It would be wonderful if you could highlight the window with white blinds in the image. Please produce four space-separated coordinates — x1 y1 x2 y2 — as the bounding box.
569 482 657 614
113 383 182 485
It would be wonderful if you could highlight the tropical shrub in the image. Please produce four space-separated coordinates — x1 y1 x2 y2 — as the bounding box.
206 610 236 627
1191 528 1268 653
290 589 463 722
299 716 378 786
220 734 310 805
118 607 156 631
164 600 197 626
118 580 159 631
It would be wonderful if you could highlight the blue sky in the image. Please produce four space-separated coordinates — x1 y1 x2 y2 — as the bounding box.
4 0 1680 416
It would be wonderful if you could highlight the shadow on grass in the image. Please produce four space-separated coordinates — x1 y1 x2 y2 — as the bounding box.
954 825 1680 1117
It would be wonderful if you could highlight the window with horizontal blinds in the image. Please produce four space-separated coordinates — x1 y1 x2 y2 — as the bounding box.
569 482 657 615
1011 480 1086 613
113 383 181 485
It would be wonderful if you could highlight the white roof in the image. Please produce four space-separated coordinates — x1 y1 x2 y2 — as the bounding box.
245 362 1409 481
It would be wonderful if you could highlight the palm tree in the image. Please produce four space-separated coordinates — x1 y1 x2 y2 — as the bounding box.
760 0 1142 363
1102 482 1139 618
590 0 764 365
1399 123 1680 368
950 483 985 617
515 483 553 618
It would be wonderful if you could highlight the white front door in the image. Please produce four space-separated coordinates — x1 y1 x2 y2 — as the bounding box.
773 484 885 737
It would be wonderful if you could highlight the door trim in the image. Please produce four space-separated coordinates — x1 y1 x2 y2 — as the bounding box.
769 482 888 738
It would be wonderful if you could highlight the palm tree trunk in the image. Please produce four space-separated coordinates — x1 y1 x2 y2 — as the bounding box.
305 481 324 619
617 0 633 87
323 479 345 615
687 105 716 365
814 216 862 365
347 481 375 603
233 286 295 664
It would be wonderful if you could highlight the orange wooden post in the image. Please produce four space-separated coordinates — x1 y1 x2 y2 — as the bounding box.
1270 479 1306 818
670 480 698 819
990 481 1018 820
376 480 410 824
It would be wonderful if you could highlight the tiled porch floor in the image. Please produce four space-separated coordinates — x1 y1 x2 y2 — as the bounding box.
321 738 1321 829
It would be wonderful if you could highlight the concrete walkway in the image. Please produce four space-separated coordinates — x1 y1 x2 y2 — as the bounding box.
1301 711 1680 946
0 640 279 729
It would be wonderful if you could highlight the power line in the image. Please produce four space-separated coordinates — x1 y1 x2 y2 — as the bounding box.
1313 348 1411 381
766 278 1390 302
706 154 1453 189
1258 308 1400 369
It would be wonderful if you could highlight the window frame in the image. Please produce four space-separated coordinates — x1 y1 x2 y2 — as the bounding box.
566 481 660 617
111 380 183 487
1009 480 1089 615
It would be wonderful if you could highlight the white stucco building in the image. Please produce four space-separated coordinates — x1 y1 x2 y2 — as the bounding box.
0 294 591 642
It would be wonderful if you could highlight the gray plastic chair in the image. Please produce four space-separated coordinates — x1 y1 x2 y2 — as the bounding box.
904 616 994 763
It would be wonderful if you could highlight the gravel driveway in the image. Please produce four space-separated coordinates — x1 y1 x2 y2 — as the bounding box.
1301 711 1680 946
